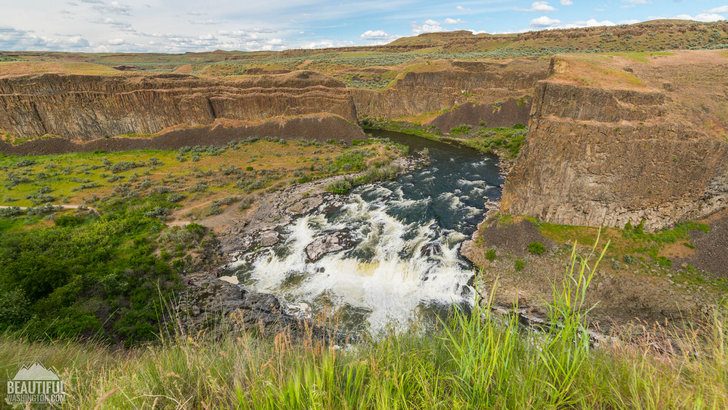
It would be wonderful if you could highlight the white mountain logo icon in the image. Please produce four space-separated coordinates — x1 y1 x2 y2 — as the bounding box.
12 363 60 381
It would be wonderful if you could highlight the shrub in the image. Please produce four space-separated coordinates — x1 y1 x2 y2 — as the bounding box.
54 214 85 227
238 197 254 210
0 206 24 217
515 258 526 271
527 241 546 255
167 193 186 203
327 179 353 194
145 207 170 219
485 248 497 261
110 161 143 174
450 124 473 136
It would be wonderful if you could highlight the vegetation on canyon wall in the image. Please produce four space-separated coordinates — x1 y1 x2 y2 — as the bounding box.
362 118 527 159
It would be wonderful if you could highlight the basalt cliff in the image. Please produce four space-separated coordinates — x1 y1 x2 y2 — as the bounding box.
0 70 363 148
502 51 728 230
351 59 548 130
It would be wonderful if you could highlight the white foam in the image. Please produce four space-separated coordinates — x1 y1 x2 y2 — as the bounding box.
234 193 474 334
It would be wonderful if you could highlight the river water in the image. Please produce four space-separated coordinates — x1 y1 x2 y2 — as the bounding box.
230 131 503 334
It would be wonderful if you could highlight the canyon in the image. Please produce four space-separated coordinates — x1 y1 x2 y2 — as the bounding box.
3 49 727 231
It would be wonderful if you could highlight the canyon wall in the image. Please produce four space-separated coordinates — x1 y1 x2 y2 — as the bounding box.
0 71 358 142
350 59 548 127
502 52 728 230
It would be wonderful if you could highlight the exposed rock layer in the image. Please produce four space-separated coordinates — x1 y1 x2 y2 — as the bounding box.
503 52 728 230
351 59 548 121
0 71 357 140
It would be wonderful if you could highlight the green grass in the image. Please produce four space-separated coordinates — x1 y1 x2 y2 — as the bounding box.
610 51 674 63
2 237 727 408
532 217 711 258
0 138 404 220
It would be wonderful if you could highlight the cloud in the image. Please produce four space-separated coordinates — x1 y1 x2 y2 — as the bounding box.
360 30 397 45
623 0 647 4
562 19 615 28
411 19 444 34
300 39 354 49
530 16 561 28
0 26 90 51
78 0 133 16
560 0 573 5
709 6 728 13
444 18 463 24
93 17 135 32
521 1 556 12
360 30 390 40
189 19 219 25
673 13 725 22
529 16 616 30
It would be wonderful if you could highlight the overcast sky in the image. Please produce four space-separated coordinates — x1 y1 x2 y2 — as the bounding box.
1 0 727 53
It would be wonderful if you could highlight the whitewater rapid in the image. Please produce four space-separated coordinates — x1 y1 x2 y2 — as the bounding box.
230 131 503 334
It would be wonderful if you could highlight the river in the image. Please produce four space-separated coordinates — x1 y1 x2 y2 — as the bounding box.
230 131 503 334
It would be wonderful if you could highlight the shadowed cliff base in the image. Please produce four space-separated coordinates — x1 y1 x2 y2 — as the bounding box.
0 114 365 156
428 98 531 133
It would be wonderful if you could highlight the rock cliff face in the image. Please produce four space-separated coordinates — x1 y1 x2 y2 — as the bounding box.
502 52 728 230
351 59 548 124
0 71 357 141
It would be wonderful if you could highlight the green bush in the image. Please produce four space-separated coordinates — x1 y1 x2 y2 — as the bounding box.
54 214 85 227
0 199 180 344
450 124 473 136
527 241 546 255
326 179 353 194
485 248 497 261
515 258 526 271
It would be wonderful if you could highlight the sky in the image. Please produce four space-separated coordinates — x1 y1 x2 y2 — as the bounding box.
0 0 727 53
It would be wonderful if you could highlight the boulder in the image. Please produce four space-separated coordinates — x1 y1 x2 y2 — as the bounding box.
305 228 357 262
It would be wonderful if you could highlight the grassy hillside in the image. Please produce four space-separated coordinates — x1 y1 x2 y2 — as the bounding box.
1 243 727 408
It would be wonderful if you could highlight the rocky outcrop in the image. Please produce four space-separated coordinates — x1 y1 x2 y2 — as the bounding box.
0 71 358 141
180 274 351 342
502 52 728 230
305 228 357 262
351 59 548 121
